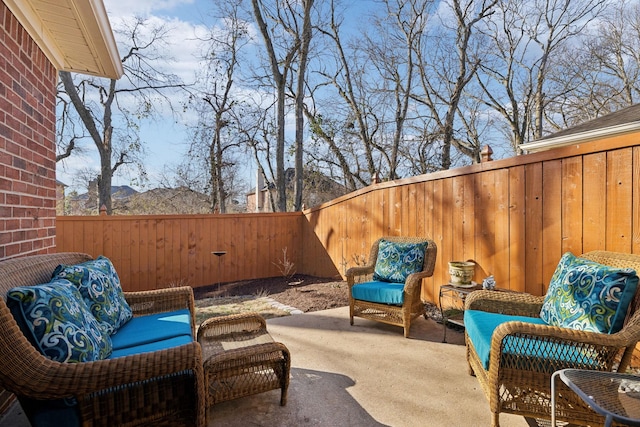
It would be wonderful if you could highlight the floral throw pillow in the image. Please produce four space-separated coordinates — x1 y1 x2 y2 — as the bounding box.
373 240 427 283
7 279 112 362
540 252 639 334
53 256 132 335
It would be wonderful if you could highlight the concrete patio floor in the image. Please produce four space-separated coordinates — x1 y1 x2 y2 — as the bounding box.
208 306 531 427
1 306 535 427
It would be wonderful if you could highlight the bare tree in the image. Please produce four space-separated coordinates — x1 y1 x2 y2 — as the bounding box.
476 0 606 150
547 0 640 128
251 0 301 211
191 0 249 213
292 0 314 211
58 17 183 214
412 0 497 168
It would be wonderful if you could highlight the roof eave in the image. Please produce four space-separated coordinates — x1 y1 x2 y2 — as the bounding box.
520 121 640 153
4 0 123 79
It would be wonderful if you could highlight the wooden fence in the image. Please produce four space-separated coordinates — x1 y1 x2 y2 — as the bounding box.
57 132 640 302
56 212 305 292
303 133 640 303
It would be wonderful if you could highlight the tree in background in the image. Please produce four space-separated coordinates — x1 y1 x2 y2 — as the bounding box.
476 0 606 152
188 0 249 213
57 17 183 214
546 0 640 129
250 0 316 212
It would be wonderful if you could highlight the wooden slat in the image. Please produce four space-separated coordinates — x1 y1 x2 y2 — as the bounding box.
524 163 543 296
606 148 633 253
634 147 640 253
561 157 583 255
542 160 563 292
507 166 526 292
583 152 607 252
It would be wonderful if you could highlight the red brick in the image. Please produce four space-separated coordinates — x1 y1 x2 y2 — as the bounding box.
0 3 58 259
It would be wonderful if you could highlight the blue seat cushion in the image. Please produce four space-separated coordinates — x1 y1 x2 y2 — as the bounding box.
110 335 193 358
351 281 404 305
464 309 601 370
111 309 192 351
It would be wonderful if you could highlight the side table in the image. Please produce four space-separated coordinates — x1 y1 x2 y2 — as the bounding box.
197 312 290 408
551 369 640 427
438 283 482 343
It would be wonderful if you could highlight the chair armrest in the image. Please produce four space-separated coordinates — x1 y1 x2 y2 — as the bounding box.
197 312 267 342
125 286 197 334
125 286 195 315
11 341 203 400
487 321 629 373
465 290 544 317
346 265 375 286
403 270 433 293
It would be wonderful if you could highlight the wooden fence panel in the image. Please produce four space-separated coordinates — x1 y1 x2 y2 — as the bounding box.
299 133 640 302
56 133 640 303
56 213 303 292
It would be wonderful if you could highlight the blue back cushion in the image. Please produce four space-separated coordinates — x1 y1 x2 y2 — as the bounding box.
540 252 639 334
53 256 133 335
351 281 404 305
7 279 112 363
373 240 427 283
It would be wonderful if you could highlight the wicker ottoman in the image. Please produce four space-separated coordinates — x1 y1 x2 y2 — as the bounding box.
197 312 290 407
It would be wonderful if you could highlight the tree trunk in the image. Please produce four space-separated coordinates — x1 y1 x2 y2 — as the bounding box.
293 0 314 211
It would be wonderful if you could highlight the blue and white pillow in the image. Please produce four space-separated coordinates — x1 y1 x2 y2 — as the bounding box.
373 240 427 283
7 279 112 363
53 256 132 335
540 252 639 334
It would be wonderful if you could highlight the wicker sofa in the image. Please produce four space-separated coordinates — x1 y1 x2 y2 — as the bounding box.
0 252 206 427
465 250 640 427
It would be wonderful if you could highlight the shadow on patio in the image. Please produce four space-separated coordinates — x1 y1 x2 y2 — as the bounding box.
0 306 574 426
207 306 530 427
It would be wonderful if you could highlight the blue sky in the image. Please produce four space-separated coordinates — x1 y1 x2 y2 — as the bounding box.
57 0 234 192
56 0 375 193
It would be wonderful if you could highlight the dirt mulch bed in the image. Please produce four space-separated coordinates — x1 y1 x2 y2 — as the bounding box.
192 274 350 314
192 274 440 321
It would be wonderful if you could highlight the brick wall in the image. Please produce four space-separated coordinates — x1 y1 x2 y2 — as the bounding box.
0 3 58 259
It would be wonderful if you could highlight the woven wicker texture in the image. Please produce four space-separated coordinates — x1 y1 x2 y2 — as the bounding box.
346 236 437 338
465 250 640 427
0 253 206 427
197 312 290 406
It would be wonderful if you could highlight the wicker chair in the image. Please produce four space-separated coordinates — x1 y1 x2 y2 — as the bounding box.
465 250 640 427
0 252 206 427
346 237 437 338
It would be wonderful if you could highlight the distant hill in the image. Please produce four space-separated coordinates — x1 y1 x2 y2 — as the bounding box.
71 185 138 201
116 187 212 215
64 185 245 215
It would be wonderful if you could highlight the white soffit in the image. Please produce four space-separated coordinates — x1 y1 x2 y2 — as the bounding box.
4 0 123 79
520 122 640 153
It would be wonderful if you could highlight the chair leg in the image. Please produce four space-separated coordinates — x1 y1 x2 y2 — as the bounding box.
491 412 500 427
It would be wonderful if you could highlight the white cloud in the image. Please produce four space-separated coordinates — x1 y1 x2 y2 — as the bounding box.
104 0 196 19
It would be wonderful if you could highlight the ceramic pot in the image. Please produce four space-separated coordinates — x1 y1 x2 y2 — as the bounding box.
448 261 475 286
